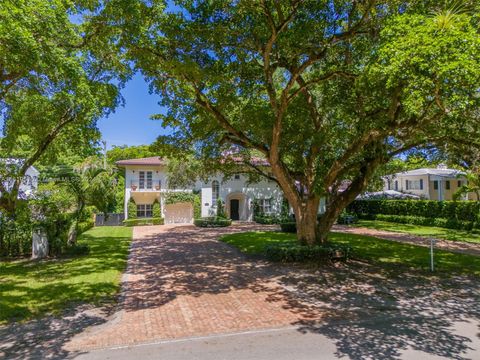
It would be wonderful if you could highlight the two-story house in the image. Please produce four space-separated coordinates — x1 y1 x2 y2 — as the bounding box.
116 157 284 224
382 165 473 200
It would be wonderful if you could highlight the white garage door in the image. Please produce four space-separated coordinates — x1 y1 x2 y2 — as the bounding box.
164 202 193 224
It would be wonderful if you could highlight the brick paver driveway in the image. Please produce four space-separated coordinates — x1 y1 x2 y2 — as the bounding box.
66 224 319 351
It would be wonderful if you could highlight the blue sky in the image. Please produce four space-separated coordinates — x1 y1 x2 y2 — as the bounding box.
98 73 171 149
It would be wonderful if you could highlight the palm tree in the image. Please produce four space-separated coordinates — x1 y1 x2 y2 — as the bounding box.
55 157 117 245
454 171 480 201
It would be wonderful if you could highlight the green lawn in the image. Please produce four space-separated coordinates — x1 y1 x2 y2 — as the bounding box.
0 226 132 324
221 231 480 276
357 220 480 244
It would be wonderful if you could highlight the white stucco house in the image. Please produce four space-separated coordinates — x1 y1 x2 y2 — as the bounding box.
0 159 39 200
116 156 284 224
382 165 473 201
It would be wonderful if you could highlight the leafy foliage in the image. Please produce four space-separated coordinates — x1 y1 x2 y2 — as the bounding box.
454 171 480 201
152 199 161 218
193 217 232 228
107 145 157 164
127 198 137 219
348 200 480 222
164 192 197 205
114 1 480 244
264 244 351 263
216 198 226 218
123 218 164 227
280 222 297 233
0 0 125 216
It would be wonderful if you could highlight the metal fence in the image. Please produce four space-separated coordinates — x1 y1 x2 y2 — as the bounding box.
94 213 125 226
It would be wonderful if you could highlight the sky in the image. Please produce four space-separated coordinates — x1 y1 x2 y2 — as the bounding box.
97 73 172 149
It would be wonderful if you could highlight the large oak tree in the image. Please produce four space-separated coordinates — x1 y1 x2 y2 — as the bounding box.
113 0 480 244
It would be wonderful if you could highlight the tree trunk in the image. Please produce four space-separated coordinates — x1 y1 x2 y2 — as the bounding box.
292 197 320 246
67 199 85 246
317 204 343 243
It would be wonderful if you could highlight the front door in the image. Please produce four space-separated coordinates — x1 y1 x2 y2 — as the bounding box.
230 199 240 220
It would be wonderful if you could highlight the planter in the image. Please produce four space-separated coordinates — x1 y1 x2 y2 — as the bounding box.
131 185 137 191
155 185 160 190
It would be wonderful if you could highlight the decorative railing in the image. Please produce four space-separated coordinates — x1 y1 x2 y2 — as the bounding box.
130 180 161 191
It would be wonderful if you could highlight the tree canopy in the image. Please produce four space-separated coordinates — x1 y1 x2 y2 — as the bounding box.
109 0 480 244
0 0 127 216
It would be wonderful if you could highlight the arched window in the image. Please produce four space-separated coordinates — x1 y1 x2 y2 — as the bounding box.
212 180 219 205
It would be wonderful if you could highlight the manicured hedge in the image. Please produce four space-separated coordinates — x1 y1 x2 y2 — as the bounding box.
254 215 282 224
348 200 480 222
123 217 164 227
194 217 232 228
367 214 476 231
336 213 358 225
264 243 351 262
280 222 297 233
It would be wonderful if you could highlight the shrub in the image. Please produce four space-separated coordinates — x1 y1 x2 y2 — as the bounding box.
280 222 297 233
77 219 94 235
348 200 480 222
152 199 161 218
264 243 351 263
123 217 164 227
361 214 474 231
164 191 197 205
0 216 32 258
336 213 358 225
254 215 281 224
193 194 201 219
194 217 232 227
216 198 226 218
127 198 137 219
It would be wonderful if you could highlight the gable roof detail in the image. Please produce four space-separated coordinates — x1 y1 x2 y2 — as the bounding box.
390 168 465 178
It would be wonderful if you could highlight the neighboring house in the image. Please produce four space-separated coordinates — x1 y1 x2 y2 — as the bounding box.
359 190 420 200
382 165 472 201
0 159 39 200
116 157 284 224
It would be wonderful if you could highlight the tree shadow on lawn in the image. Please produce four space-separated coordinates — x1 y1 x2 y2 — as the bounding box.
0 231 130 359
0 283 117 360
280 263 480 360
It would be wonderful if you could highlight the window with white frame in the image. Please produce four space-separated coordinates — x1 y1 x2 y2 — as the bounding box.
406 179 423 190
212 180 220 205
257 198 272 214
137 204 153 218
146 171 153 189
139 171 153 189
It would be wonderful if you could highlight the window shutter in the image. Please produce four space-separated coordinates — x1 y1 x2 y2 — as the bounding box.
420 179 423 190
406 180 409 190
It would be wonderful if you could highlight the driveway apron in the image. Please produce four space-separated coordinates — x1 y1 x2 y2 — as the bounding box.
65 224 319 350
